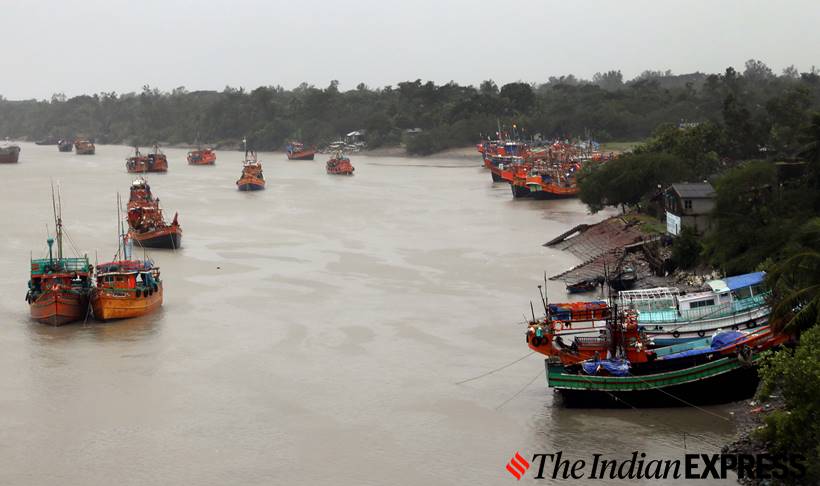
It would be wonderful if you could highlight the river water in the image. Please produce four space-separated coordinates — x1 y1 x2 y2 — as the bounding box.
0 143 737 485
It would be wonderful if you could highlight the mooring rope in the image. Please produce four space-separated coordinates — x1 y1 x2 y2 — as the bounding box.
455 351 536 385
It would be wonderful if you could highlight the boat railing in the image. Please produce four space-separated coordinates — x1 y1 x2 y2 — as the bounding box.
636 293 770 323
31 257 90 274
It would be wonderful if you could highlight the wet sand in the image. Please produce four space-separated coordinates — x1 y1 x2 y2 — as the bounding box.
0 143 736 485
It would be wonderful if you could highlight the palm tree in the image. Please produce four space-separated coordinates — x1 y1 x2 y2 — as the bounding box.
767 218 820 333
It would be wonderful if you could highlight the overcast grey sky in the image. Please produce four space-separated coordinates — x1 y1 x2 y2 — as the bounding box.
2 0 819 99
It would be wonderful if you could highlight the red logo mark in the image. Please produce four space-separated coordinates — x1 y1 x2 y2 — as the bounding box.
505 451 530 480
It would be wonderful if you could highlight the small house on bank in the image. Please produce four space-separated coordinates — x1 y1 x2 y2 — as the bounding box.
664 182 715 236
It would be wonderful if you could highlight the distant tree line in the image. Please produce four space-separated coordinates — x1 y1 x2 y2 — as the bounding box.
2 60 819 155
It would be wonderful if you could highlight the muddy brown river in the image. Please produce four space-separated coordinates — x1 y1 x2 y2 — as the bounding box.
0 142 737 484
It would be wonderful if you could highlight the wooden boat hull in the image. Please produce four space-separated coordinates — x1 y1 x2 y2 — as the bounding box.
75 148 95 155
237 175 265 191
129 227 182 249
58 144 73 152
510 183 532 198
287 150 315 160
91 286 163 321
29 290 88 326
547 356 761 408
0 148 21 163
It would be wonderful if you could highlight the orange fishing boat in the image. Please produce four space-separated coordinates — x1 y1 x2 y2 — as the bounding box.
286 141 315 160
126 145 168 173
187 147 216 165
237 140 265 190
326 152 354 175
126 177 182 249
26 188 92 325
74 139 96 155
91 202 163 321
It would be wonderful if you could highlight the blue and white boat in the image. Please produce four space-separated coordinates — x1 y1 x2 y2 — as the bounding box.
549 272 770 346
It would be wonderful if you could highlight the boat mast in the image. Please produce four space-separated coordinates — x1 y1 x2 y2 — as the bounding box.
51 182 63 260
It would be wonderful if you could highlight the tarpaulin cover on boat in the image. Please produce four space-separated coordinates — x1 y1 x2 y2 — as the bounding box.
657 331 746 360
725 272 766 291
549 301 608 321
710 330 746 349
582 359 630 376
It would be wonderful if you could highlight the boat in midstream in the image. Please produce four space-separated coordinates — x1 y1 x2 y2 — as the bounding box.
187 147 216 165
236 140 265 191
126 177 182 249
91 200 163 321
0 144 21 163
58 139 74 152
26 187 92 325
326 152 355 175
286 141 315 160
74 139 96 155
126 145 168 173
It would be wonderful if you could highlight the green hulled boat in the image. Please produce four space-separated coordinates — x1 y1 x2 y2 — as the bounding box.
546 353 763 408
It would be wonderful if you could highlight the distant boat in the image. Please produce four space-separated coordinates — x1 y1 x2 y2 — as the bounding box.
565 277 603 294
58 139 74 152
74 139 95 155
35 138 59 146
286 141 315 160
126 177 182 249
126 145 168 173
326 152 355 175
26 187 92 325
237 139 265 191
0 144 21 163
187 147 216 165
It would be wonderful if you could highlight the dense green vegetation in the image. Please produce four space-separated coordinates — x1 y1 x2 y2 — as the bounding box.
2 60 818 155
576 65 820 483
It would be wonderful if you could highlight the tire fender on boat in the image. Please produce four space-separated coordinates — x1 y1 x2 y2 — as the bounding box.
697 330 705 337
136 289 141 298
672 330 681 339
532 336 542 347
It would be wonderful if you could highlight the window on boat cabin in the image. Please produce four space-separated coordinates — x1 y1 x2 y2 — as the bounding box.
732 287 753 300
689 298 715 309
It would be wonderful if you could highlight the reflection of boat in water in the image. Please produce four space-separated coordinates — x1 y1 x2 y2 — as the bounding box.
74 139 95 155
326 152 354 175
126 177 182 249
126 145 168 173
286 141 315 160
58 139 74 152
237 139 265 191
91 198 164 321
0 144 21 163
26 187 92 325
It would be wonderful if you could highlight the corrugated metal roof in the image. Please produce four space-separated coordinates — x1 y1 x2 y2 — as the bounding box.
671 182 715 198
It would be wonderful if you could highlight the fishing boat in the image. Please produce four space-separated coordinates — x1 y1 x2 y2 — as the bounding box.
26 188 92 325
520 160 581 199
565 277 603 294
326 152 354 175
187 147 216 165
286 141 315 160
535 303 787 407
0 144 21 163
35 138 59 146
126 145 168 173
236 140 265 191
58 139 74 152
74 139 95 155
91 198 163 321
536 272 771 346
126 177 182 249
608 265 638 291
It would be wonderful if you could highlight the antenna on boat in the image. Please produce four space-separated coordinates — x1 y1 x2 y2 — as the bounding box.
530 301 536 323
